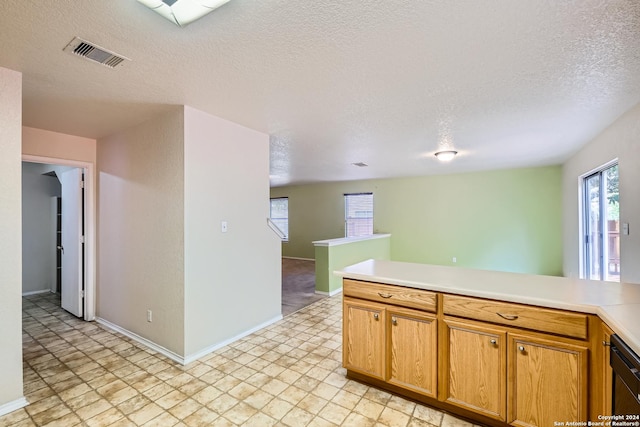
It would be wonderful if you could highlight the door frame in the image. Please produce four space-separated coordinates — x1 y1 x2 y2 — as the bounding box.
579 158 619 281
22 154 96 321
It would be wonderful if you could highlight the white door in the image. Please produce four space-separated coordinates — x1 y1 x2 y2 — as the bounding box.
60 168 84 317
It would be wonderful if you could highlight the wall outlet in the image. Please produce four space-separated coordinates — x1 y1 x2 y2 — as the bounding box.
147 310 152 322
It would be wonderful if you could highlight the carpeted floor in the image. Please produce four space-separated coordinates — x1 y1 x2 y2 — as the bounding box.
281 258 325 317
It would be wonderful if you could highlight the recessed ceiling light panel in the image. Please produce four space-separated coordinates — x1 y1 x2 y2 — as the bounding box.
136 0 231 27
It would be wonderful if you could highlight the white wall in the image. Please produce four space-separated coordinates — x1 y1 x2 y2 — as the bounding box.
563 103 640 283
97 108 186 357
21 162 61 294
23 126 96 163
184 106 282 358
0 67 25 410
97 105 280 360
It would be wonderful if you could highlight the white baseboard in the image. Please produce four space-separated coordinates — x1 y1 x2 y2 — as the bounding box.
0 397 28 417
183 314 283 365
315 287 343 297
95 317 185 365
97 314 284 366
21 289 52 297
282 256 315 262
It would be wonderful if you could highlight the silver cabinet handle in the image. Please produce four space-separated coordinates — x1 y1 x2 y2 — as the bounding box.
518 345 525 352
378 292 393 299
57 245 64 254
490 339 497 345
497 313 519 321
373 313 379 320
603 341 611 347
392 317 397 325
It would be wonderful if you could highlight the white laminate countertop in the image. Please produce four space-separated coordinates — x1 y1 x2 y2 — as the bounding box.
335 259 640 356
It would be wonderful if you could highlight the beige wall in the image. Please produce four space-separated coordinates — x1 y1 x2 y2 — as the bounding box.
0 67 25 409
97 105 281 360
22 126 96 163
97 108 186 356
563 103 640 283
183 106 281 358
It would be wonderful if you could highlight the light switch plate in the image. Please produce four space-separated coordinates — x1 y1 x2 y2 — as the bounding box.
622 222 629 235
221 221 228 233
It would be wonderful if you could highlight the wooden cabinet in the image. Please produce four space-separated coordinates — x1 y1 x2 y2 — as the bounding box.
442 319 507 421
443 294 588 339
343 298 386 379
343 279 600 427
388 306 438 397
343 280 438 397
442 318 588 425
601 323 614 415
442 297 589 426
344 279 437 311
508 333 588 426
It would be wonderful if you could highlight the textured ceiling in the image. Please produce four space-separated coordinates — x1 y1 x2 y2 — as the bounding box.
1 0 639 186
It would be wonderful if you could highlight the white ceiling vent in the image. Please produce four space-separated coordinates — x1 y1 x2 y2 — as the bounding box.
63 37 130 68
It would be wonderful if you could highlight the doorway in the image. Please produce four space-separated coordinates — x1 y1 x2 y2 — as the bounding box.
281 258 324 316
21 155 96 320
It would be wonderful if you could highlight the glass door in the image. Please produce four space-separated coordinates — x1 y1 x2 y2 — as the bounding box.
583 164 619 281
584 173 601 280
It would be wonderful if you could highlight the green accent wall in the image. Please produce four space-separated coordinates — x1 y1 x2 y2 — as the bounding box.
271 165 563 276
315 236 391 294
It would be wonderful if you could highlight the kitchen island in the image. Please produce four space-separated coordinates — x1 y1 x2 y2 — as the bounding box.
336 259 640 427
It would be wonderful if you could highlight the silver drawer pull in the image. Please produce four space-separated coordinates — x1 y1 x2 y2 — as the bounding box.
497 313 519 321
490 339 497 345
392 317 397 325
603 341 611 347
378 292 393 298
518 345 525 352
373 313 379 320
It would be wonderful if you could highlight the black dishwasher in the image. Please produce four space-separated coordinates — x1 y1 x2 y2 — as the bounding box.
610 334 640 415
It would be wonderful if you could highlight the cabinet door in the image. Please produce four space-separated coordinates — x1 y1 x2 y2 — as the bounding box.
508 334 588 427
387 307 437 397
343 297 386 379
442 319 507 421
601 323 614 416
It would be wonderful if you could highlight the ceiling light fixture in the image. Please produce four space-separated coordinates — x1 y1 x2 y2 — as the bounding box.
136 0 230 27
434 150 458 162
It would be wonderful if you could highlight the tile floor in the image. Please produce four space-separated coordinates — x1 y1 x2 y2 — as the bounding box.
1 293 481 427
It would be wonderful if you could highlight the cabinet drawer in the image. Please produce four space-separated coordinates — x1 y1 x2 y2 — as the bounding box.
343 279 436 312
443 294 588 339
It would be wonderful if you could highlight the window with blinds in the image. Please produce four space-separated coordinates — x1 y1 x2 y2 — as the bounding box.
345 193 373 237
269 197 289 241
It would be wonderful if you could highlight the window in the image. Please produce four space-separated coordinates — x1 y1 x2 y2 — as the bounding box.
270 197 289 241
345 193 373 237
583 163 619 282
